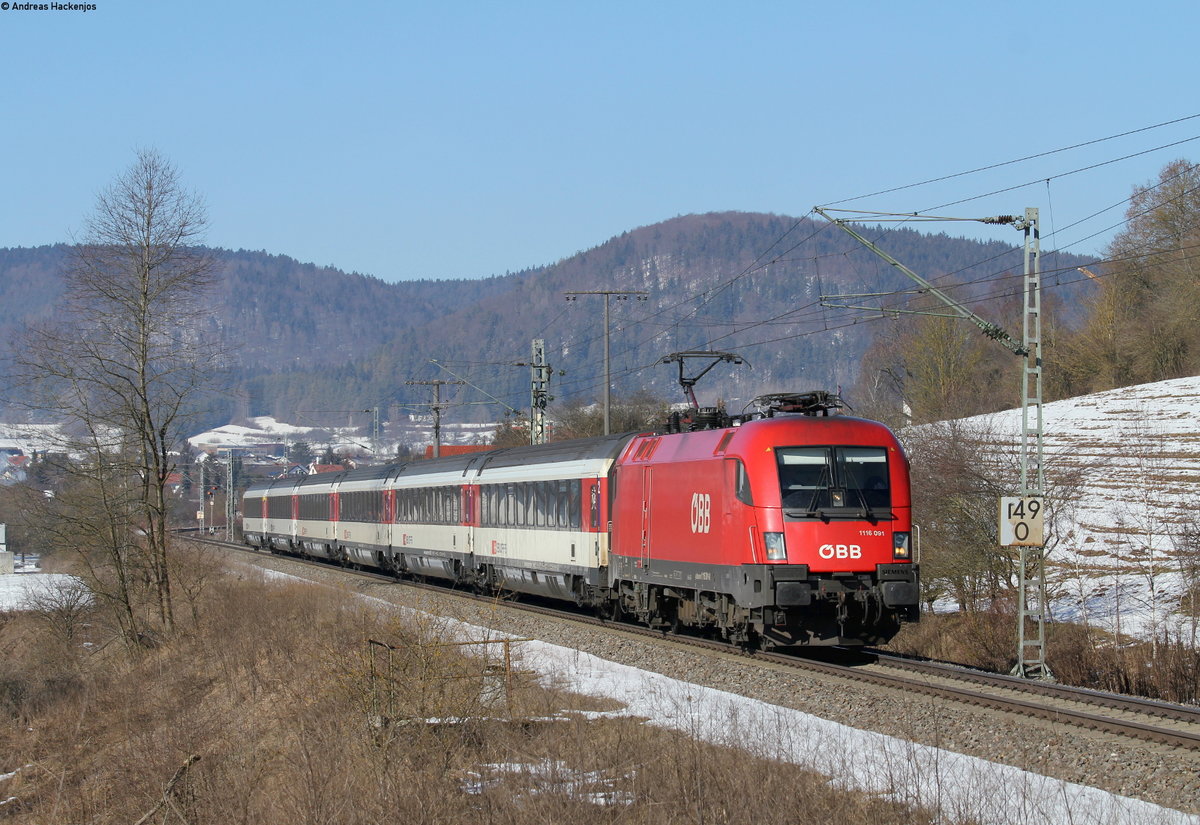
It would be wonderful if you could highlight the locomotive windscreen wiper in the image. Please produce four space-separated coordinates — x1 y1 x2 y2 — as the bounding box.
848 484 879 523
803 464 832 518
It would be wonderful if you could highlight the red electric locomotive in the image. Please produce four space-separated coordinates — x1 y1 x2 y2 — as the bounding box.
243 391 918 649
609 392 918 647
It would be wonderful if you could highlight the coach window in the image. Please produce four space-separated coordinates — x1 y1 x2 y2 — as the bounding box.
568 481 581 529
556 481 569 528
268 495 291 521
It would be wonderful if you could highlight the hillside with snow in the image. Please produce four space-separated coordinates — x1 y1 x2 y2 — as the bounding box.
938 375 1200 640
187 415 495 457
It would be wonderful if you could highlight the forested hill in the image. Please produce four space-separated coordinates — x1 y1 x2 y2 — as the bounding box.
0 213 1094 429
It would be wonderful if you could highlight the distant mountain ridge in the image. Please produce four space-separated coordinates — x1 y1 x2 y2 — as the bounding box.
0 212 1094 429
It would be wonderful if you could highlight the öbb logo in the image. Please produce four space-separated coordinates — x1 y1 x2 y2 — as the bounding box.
818 544 862 559
689 493 711 534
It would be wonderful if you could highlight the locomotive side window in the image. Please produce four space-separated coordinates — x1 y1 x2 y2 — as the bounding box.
727 458 753 505
777 446 890 516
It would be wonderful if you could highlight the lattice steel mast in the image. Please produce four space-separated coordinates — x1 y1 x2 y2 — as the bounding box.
814 206 1051 679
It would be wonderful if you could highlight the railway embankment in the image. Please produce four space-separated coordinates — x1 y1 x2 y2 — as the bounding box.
224 542 1200 821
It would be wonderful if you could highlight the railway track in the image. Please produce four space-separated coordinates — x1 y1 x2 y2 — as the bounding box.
189 532 1200 753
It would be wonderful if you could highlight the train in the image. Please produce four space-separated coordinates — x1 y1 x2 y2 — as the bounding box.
241 391 919 648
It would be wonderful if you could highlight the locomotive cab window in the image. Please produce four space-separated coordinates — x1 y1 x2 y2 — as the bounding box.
777 446 890 518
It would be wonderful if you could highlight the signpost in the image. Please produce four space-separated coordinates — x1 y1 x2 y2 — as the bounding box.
999 496 1045 547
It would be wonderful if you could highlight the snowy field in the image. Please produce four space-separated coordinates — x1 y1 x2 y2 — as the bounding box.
522 640 1197 825
0 570 85 611
926 375 1200 639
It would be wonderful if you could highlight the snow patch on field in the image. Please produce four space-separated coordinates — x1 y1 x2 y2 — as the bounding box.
0 572 86 611
923 374 1200 639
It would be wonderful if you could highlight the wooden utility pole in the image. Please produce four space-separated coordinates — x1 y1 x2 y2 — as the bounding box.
405 379 465 458
564 290 647 435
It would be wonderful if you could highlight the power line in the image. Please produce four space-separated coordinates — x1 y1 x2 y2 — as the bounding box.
821 112 1200 207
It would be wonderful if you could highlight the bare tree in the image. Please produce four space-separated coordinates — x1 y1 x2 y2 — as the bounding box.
904 416 1092 618
550 392 669 440
15 149 219 637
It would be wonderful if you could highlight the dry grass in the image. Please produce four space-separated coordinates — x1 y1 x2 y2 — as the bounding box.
0 559 939 825
889 609 1200 703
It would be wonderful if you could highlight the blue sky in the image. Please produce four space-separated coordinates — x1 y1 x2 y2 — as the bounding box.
2 1 1198 282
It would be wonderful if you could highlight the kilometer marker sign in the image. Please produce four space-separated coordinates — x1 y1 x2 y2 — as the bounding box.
999 496 1045 547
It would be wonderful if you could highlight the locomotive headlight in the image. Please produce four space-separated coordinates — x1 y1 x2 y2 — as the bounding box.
764 532 787 561
893 532 911 560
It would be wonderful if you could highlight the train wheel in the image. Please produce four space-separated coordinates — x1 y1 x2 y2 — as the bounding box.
599 596 624 623
660 598 681 635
